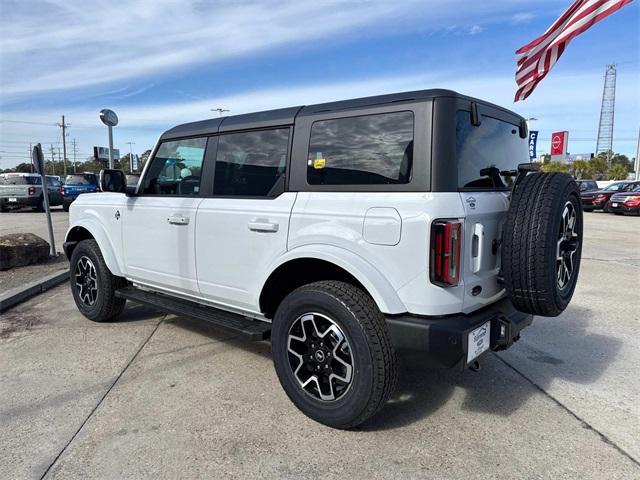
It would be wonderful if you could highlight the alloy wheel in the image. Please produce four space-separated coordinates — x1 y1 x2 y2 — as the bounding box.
287 313 354 402
75 255 98 306
556 201 580 289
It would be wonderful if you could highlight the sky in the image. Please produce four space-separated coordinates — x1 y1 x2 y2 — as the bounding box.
0 0 638 169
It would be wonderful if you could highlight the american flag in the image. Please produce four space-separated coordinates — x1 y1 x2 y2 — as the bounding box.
514 0 633 102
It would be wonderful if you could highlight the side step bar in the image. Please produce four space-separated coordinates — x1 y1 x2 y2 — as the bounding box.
115 286 271 341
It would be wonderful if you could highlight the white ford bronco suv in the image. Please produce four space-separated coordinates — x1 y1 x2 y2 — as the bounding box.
65 89 582 428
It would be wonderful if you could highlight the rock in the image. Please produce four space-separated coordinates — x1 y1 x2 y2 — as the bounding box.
0 233 50 270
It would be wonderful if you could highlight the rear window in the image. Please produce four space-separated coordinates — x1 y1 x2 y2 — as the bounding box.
307 111 414 185
65 174 97 185
456 110 528 190
0 175 40 185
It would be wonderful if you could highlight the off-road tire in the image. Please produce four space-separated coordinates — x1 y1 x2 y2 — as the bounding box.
502 172 583 317
271 280 398 429
70 239 127 322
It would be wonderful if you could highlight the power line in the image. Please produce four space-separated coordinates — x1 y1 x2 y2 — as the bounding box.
0 119 58 126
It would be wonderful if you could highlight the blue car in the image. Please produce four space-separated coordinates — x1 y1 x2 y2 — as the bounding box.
62 173 99 211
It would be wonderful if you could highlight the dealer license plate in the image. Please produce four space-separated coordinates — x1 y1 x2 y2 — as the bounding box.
611 202 618 207
8 197 17 202
467 321 491 363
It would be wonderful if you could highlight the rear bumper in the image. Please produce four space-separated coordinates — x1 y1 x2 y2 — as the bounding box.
386 297 533 369
0 196 39 207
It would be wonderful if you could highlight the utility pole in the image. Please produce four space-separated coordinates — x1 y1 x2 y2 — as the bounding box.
49 144 56 174
635 127 639 181
211 108 230 117
127 141 135 173
72 138 77 173
57 115 70 176
29 143 33 172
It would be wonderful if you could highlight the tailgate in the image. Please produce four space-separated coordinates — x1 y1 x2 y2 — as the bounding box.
459 191 509 313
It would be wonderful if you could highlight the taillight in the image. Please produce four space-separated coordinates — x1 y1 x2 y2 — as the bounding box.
430 219 462 287
28 186 36 196
60 186 64 194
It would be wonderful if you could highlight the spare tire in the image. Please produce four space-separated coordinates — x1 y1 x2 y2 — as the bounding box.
502 172 583 317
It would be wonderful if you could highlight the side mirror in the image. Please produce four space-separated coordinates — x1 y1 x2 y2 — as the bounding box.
99 169 127 193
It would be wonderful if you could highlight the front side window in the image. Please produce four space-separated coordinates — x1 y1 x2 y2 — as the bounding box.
143 137 207 195
456 110 529 190
307 111 414 185
214 128 289 197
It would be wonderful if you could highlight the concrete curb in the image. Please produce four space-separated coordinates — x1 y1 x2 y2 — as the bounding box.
0 269 70 313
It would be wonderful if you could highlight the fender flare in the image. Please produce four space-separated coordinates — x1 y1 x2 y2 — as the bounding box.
260 244 407 315
65 217 125 277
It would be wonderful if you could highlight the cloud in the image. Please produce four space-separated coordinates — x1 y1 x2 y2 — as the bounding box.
0 0 560 97
469 25 484 35
512 12 535 24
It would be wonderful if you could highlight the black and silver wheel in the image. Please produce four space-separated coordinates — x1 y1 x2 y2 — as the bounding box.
502 172 583 317
75 256 99 306
272 280 397 429
556 201 579 290
70 239 126 322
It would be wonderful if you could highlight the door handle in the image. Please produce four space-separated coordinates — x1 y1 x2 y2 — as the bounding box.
472 223 484 273
248 220 279 233
167 214 189 225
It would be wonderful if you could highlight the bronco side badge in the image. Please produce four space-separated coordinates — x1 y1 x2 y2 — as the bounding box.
466 197 477 210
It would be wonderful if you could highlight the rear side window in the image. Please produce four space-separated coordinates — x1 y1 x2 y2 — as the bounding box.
307 111 414 185
214 128 289 197
456 111 528 190
143 137 207 195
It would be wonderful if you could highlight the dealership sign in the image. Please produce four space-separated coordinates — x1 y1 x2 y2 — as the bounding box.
528 131 538 160
550 131 569 160
93 146 120 162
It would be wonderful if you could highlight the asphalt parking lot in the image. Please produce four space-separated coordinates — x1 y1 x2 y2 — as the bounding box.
1 207 69 254
1 212 638 479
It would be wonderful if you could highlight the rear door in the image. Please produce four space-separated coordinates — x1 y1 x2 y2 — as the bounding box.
454 108 530 311
195 127 295 313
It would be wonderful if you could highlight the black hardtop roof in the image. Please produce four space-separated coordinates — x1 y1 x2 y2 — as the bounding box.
160 89 522 140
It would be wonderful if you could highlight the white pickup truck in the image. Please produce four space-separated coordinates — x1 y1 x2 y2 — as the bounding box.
64 89 582 428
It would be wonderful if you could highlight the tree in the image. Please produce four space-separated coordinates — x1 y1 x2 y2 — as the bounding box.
570 160 591 179
588 156 608 179
607 164 630 180
541 161 569 173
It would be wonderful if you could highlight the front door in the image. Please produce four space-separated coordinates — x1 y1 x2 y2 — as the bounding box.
123 137 208 296
195 127 295 313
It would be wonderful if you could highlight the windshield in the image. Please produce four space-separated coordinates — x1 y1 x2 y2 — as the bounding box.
456 110 528 190
65 174 97 185
603 182 627 192
0 175 41 185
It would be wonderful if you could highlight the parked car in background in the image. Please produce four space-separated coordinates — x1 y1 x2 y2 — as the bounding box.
583 181 634 212
62 173 99 211
575 179 598 193
0 172 63 211
609 182 640 216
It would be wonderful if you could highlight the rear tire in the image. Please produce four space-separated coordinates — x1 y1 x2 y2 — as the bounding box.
70 239 126 322
271 281 397 429
502 173 583 317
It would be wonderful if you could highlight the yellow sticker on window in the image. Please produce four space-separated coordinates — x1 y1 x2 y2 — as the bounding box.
313 158 326 169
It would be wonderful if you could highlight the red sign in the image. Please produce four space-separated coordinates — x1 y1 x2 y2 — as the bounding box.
550 131 568 156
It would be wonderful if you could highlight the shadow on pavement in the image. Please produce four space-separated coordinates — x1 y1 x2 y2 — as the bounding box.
359 304 621 431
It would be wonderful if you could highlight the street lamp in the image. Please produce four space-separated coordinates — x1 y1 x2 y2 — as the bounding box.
127 141 136 173
99 109 119 169
211 108 230 117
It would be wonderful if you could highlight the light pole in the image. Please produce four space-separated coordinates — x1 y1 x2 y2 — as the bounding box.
127 141 136 173
211 108 230 117
99 109 119 169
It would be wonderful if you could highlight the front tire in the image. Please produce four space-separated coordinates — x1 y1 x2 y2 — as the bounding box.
271 281 397 429
70 239 126 322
